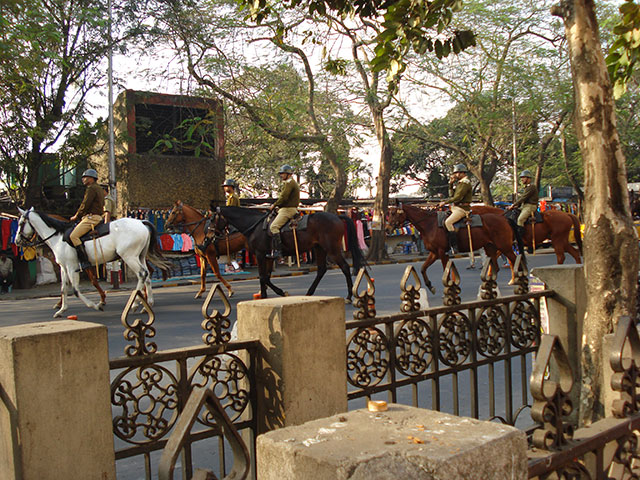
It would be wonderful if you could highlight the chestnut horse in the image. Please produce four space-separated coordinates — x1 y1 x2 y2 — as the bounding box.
472 205 583 264
166 201 248 298
214 206 365 302
387 204 523 293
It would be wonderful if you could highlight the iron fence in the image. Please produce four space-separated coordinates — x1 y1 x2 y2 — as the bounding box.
109 286 256 480
346 257 550 427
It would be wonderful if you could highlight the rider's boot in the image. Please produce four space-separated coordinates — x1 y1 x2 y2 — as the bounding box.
75 244 91 271
267 233 282 259
447 230 459 256
516 225 532 254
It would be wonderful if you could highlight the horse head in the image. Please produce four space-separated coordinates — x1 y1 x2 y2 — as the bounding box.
211 207 229 233
165 201 185 233
386 206 407 232
15 207 37 246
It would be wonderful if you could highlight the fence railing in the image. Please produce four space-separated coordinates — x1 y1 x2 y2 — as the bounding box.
345 257 550 427
109 285 256 480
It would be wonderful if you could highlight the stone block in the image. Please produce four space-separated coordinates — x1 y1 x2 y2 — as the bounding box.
236 296 346 433
0 321 115 480
257 404 528 480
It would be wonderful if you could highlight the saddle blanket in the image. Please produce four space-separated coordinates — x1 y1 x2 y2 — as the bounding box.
504 209 542 224
264 213 310 234
63 221 111 246
437 211 483 229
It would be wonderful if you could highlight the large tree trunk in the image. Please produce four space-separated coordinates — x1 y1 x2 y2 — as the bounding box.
323 141 347 213
368 108 392 261
552 0 639 426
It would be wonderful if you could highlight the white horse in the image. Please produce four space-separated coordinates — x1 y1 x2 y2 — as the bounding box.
15 207 172 318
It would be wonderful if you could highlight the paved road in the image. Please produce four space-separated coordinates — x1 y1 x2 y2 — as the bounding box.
0 253 566 358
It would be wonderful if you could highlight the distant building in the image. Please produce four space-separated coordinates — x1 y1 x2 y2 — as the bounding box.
91 90 225 213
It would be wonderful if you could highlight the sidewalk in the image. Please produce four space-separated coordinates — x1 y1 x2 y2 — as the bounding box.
0 253 432 301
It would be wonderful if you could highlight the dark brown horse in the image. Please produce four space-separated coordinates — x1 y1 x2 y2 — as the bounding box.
387 204 523 293
214 206 365 302
166 201 248 298
472 205 583 264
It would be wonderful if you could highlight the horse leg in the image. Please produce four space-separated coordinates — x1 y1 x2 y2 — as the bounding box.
206 247 234 298
330 250 354 303
421 251 439 294
123 253 152 306
262 257 287 297
85 267 106 310
61 268 100 316
195 253 207 299
305 248 328 297
54 268 70 317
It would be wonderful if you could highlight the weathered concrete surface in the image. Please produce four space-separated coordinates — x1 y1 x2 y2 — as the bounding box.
257 404 528 480
237 296 347 434
0 321 115 480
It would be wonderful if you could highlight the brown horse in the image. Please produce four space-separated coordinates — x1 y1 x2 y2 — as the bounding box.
166 201 248 298
387 204 522 293
214 206 365 302
471 205 583 264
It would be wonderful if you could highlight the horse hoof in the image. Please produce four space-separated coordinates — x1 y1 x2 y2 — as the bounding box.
194 292 203 299
283 291 289 297
53 311 63 318
98 303 105 311
428 286 436 295
508 279 515 286
345 297 352 305
228 290 234 298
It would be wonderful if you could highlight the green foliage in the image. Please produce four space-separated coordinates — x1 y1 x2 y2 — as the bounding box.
607 0 640 98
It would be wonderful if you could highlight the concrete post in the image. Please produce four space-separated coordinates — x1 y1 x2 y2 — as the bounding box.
257 404 528 479
0 321 116 480
236 296 347 434
531 265 586 423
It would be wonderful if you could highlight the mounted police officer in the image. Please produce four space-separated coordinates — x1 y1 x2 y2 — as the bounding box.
438 163 472 255
222 179 240 207
507 169 538 250
69 168 104 270
268 164 300 259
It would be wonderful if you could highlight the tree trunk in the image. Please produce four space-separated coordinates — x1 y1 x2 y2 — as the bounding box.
552 0 639 426
477 174 494 206
323 141 347 213
367 108 392 262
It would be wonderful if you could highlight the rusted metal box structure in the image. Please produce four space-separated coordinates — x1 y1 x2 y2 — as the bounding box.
93 90 225 213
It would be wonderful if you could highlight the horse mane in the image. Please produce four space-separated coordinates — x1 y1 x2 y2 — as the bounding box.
182 203 204 218
219 206 268 235
36 211 73 232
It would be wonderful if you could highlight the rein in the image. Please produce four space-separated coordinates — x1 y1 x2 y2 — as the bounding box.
19 212 60 247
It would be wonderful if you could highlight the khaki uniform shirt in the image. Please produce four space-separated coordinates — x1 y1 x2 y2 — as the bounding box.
274 178 300 208
226 192 240 207
513 183 538 207
104 194 116 220
445 177 472 210
76 183 105 218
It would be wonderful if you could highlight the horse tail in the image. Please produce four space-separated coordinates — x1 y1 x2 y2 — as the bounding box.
339 215 367 275
570 213 583 256
506 216 528 270
143 221 173 276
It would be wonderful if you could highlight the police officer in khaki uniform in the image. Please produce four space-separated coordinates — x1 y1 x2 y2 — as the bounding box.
438 163 473 255
70 169 104 270
103 184 116 222
268 165 300 259
222 179 241 207
507 169 538 252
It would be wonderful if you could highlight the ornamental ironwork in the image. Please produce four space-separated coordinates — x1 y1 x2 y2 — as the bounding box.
400 265 422 312
395 317 434 376
530 334 574 450
478 258 498 300
611 315 640 418
346 326 389 388
352 267 376 319
511 255 529 295
121 289 157 356
201 283 233 346
442 260 461 306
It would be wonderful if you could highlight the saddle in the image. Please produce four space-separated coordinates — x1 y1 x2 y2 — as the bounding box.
263 212 309 235
437 211 483 229
504 208 542 225
63 221 111 246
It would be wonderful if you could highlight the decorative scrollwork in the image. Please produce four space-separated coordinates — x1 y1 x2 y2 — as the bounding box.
346 327 388 388
478 258 498 300
121 289 157 356
395 318 433 376
610 316 640 418
201 283 233 346
511 255 529 295
352 268 376 319
511 300 540 349
439 312 472 366
111 365 179 444
400 265 422 312
531 335 574 450
476 306 507 358
189 353 249 424
612 431 640 477
442 260 461 306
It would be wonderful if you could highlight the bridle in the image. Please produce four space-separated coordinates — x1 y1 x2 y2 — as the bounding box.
166 203 207 235
17 210 58 247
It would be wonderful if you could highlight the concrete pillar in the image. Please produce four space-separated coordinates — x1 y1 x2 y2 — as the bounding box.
236 296 347 434
257 404 528 480
0 321 115 480
531 265 586 423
